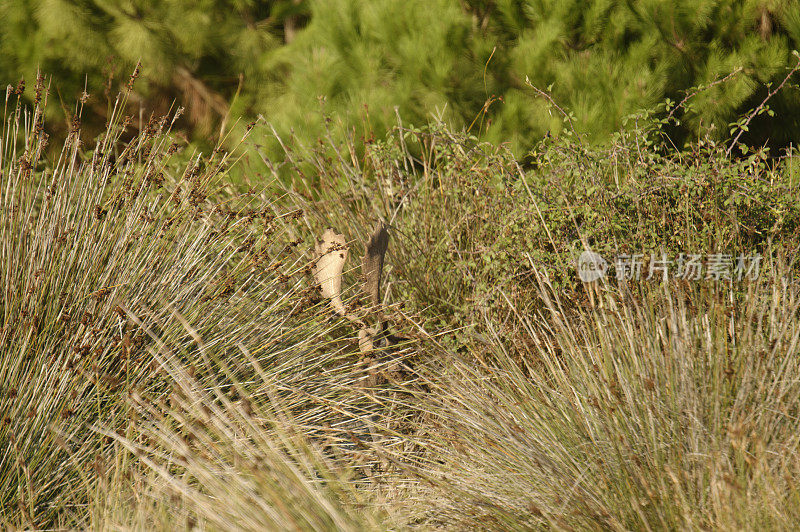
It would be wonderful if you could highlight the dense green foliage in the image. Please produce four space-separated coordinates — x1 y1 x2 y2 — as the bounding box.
0 0 306 137
2 0 800 156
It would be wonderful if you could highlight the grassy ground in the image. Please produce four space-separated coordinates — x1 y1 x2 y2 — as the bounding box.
2 78 800 530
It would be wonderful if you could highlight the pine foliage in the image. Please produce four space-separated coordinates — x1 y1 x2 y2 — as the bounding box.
0 1 304 136
254 0 800 155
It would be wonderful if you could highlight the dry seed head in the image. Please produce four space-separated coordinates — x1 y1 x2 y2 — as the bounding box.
128 61 141 90
34 72 45 104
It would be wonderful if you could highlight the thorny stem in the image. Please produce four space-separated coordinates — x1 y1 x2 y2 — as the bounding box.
525 77 583 147
665 67 743 124
726 56 800 157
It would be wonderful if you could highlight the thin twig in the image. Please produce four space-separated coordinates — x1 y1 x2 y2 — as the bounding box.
524 76 583 146
665 67 743 123
726 56 800 157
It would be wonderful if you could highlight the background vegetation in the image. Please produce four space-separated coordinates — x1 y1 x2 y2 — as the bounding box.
3 0 800 530
2 66 800 528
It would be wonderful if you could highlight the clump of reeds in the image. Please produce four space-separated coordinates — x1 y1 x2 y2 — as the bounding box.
410 267 800 529
1 72 429 529
82 216 426 530
0 72 353 528
87 313 395 531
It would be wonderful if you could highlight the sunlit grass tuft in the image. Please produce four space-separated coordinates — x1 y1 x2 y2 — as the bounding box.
0 76 346 528
413 269 800 529
4 73 800 530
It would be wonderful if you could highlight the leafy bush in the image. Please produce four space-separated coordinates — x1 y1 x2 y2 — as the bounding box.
260 111 800 346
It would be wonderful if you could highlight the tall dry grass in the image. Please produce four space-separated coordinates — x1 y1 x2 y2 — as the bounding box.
0 75 408 529
411 268 800 529
4 74 800 530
